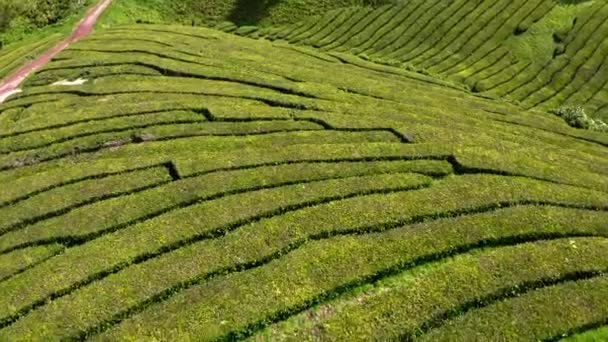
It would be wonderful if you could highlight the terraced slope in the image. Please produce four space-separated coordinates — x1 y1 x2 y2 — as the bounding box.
221 0 608 121
0 24 606 341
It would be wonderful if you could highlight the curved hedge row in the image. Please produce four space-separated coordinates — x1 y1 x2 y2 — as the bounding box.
0 24 605 340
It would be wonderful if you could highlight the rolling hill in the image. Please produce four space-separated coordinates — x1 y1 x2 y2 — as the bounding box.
0 0 606 341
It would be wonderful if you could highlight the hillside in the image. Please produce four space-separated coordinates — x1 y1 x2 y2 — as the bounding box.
97 0 392 27
0 23 606 340
0 0 607 341
220 0 608 124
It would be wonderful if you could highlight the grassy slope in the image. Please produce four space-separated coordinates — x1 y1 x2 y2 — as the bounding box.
96 0 393 28
0 23 605 340
217 0 608 125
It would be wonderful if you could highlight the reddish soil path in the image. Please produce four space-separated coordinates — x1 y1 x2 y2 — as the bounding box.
0 0 113 102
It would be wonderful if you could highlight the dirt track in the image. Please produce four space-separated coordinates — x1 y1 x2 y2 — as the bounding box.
0 0 113 102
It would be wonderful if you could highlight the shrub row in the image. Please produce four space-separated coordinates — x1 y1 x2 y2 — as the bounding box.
0 174 606 331
90 215 608 341
0 120 326 168
232 0 607 118
252 237 608 341
0 165 172 237
0 244 63 281
0 171 433 323
420 275 608 341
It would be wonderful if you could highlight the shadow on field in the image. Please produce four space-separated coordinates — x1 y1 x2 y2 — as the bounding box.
228 0 281 25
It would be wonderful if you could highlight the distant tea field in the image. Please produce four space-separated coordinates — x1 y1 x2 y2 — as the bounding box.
0 0 606 341
219 0 608 123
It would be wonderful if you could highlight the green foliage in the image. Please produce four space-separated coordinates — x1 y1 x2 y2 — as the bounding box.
236 0 608 121
0 23 606 340
0 0 88 37
0 0 94 81
253 235 608 341
556 105 591 129
97 0 394 28
420 275 608 341
554 105 608 132
0 244 63 280
562 325 608 342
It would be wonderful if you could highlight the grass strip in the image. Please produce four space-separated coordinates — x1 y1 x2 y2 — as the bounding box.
0 142 444 191
0 160 171 207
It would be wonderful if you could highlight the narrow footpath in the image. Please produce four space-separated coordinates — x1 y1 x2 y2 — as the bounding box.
0 0 113 102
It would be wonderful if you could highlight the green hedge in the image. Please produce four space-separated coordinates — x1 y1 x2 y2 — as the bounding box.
91 219 608 341
420 275 608 341
0 244 63 281
0 165 172 238
0 172 433 325
252 237 608 341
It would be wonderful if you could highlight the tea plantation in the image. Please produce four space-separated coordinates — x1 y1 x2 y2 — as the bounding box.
222 0 608 122
0 0 606 341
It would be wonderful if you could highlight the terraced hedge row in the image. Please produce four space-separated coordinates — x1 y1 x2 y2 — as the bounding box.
0 24 606 340
217 0 608 122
